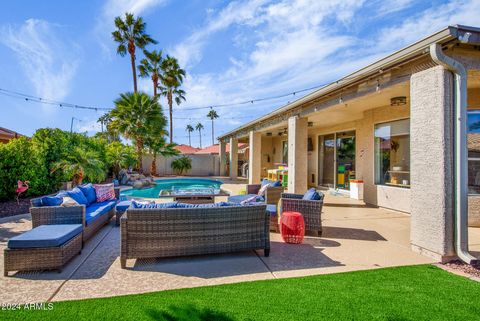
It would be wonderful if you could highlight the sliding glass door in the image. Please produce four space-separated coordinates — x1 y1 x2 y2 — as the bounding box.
321 134 335 187
319 131 356 190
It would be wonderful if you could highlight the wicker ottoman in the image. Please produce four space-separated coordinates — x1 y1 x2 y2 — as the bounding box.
4 224 83 276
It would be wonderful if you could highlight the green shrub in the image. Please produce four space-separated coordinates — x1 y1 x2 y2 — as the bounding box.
0 138 47 200
171 156 192 175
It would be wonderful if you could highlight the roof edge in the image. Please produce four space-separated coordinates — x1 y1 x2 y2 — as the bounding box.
218 24 476 140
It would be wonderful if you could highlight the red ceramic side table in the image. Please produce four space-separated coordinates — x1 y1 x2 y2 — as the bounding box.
280 211 305 244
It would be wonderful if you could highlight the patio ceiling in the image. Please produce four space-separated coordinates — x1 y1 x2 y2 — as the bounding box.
252 81 410 136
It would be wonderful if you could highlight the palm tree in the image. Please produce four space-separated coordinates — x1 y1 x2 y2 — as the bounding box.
138 49 163 97
112 12 157 93
144 118 178 176
105 141 137 178
207 109 219 145
159 55 186 143
171 156 192 175
96 112 120 142
52 147 106 186
185 124 194 146
195 122 204 148
109 92 166 170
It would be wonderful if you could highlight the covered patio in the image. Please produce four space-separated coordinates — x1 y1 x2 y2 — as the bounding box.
0 190 437 304
218 25 480 263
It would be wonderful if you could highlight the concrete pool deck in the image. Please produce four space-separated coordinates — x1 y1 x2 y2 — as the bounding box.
1 178 478 304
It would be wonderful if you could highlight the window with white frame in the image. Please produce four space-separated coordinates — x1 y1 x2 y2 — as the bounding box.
374 119 410 188
468 111 480 194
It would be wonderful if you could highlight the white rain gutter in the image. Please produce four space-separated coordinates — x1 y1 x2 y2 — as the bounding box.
430 43 478 264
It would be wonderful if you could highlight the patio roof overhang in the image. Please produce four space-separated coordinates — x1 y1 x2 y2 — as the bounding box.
218 25 480 141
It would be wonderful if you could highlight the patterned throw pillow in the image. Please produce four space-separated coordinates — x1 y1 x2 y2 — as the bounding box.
257 183 270 197
61 196 80 207
93 183 116 202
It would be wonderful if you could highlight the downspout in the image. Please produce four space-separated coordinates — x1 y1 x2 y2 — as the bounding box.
429 43 478 264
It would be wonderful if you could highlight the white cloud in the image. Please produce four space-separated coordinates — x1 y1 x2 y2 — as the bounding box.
375 0 480 50
102 0 168 19
95 0 169 55
0 19 80 103
167 0 479 146
77 118 102 134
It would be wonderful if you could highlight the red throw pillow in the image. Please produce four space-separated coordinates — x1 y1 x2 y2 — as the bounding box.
94 183 116 202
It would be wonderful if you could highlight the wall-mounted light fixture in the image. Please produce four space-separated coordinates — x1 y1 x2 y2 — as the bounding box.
390 96 407 106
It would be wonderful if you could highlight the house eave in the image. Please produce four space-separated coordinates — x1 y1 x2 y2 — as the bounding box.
218 25 480 141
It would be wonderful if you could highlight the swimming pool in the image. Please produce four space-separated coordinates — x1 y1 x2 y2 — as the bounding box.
121 178 224 198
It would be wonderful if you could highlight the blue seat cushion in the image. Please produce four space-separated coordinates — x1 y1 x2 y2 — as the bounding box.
228 194 264 203
41 196 63 206
85 200 116 224
78 183 97 205
303 188 322 201
116 200 132 213
8 224 83 249
266 204 277 216
67 187 89 206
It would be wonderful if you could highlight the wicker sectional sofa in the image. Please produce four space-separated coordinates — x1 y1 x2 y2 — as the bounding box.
30 188 120 241
120 203 270 268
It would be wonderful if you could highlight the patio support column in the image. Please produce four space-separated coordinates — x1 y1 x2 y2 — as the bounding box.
219 140 227 176
248 131 262 184
410 65 455 262
229 137 238 179
287 116 308 194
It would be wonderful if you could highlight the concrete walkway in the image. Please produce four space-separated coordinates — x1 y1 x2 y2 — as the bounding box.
0 190 445 304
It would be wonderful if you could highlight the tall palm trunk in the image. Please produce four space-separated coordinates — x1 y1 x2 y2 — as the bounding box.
211 119 214 145
188 132 191 146
128 41 137 93
151 151 157 176
199 129 202 148
135 138 143 172
168 90 173 143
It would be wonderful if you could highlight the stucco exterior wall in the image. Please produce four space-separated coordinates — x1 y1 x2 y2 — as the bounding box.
142 154 220 176
305 104 410 212
410 65 455 261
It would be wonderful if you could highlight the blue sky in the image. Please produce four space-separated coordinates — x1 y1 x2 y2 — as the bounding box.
0 0 478 147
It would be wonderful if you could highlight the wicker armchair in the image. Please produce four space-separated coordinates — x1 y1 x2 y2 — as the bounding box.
280 192 324 236
120 204 270 268
247 184 284 205
30 187 120 241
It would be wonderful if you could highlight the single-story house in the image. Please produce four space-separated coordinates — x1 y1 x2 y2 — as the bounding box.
174 144 201 154
0 127 24 144
217 25 480 263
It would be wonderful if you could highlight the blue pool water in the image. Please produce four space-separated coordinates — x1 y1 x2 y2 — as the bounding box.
121 178 223 198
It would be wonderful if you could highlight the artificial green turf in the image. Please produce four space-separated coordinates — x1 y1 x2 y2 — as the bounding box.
2 265 480 321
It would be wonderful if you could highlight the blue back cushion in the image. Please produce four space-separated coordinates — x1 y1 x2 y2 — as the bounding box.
41 196 63 206
261 179 282 187
78 183 97 205
303 188 322 200
131 201 178 209
67 187 89 205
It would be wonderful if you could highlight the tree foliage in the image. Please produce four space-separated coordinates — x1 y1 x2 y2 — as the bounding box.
171 156 192 175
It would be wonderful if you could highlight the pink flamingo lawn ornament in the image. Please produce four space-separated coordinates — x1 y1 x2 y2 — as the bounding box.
16 180 29 204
